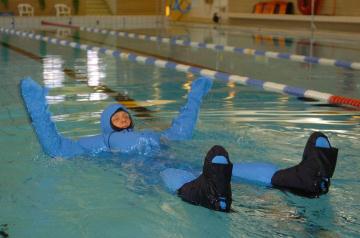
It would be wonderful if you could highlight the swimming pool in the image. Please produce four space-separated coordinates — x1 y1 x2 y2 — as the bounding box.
0 19 359 237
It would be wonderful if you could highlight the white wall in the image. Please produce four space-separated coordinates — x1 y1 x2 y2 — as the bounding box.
187 0 228 21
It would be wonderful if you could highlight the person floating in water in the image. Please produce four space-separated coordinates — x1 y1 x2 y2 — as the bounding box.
20 76 213 157
20 77 338 213
162 131 338 212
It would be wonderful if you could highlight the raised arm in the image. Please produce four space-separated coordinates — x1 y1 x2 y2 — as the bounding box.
161 77 212 141
20 77 106 158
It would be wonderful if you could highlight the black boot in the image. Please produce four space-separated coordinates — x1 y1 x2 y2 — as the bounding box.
271 132 338 197
177 145 233 212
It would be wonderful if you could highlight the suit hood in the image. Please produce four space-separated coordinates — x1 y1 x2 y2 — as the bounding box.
100 103 133 135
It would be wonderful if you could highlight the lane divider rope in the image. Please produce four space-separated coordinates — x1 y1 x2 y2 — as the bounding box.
41 20 360 71
1 27 359 108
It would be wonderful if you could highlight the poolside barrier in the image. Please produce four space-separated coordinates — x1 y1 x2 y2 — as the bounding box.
1 27 359 108
41 21 360 71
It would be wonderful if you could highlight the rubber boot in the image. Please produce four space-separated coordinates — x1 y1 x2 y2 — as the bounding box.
271 132 338 197
177 145 233 212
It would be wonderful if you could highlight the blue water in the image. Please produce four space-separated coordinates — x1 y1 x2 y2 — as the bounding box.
0 23 359 238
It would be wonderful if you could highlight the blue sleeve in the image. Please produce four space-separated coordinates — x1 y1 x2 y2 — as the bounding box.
160 168 196 192
20 77 105 158
232 162 278 185
106 130 161 155
161 77 212 140
77 135 107 154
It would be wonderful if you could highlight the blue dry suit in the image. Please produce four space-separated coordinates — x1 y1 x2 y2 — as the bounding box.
20 76 213 158
20 76 278 196
21 77 337 202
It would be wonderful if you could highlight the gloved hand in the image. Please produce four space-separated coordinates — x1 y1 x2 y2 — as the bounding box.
189 77 213 99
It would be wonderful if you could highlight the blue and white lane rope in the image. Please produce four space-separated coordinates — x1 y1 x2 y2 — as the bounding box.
1 27 359 108
41 21 360 71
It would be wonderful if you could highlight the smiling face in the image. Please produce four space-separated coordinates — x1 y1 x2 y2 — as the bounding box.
111 110 132 130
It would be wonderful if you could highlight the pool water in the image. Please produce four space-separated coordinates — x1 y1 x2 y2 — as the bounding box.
0 22 359 238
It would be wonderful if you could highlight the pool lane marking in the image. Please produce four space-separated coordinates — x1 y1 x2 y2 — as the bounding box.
2 28 359 108
69 33 221 73
67 33 346 105
41 21 360 71
0 37 153 114
45 21 360 54
1 40 43 62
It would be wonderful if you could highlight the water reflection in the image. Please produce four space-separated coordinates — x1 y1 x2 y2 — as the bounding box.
286 117 346 125
43 50 111 103
341 72 357 94
46 95 66 104
182 80 191 91
152 67 162 100
42 55 65 88
76 92 108 101
225 81 236 100
87 50 106 87
152 81 161 101
67 50 110 102
182 73 194 93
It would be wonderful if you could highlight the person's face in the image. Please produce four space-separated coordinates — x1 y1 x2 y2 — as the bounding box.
111 111 131 129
